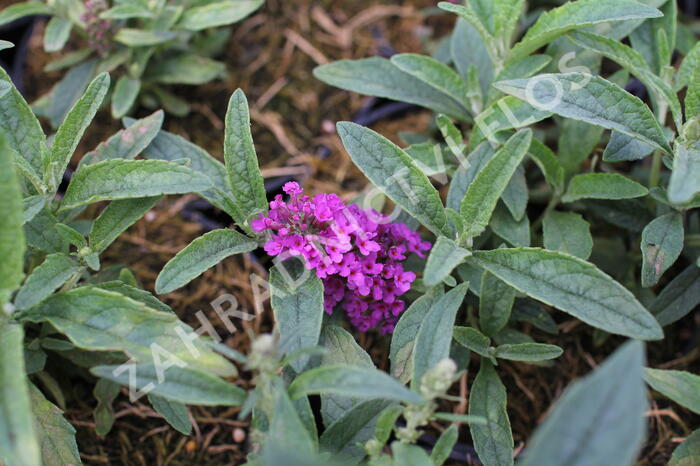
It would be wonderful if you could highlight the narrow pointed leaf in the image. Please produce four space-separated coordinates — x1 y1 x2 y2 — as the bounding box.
89 196 161 254
423 236 471 287
14 254 84 310
29 384 81 465
82 111 163 166
644 368 700 414
494 343 563 362
390 54 469 109
603 131 655 163
640 212 683 288
562 173 648 203
480 271 516 337
148 394 192 435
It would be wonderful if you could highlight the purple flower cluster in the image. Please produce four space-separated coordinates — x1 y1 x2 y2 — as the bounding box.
252 182 430 333
81 0 114 56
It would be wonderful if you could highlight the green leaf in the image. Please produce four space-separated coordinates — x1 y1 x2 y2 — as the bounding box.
337 122 450 237
543 211 593 260
91 364 246 405
224 89 268 227
431 424 459 466
412 283 468 390
390 286 444 383
179 0 263 31
14 254 84 310
62 159 212 210
686 66 700 121
156 229 257 294
602 131 655 163
100 4 153 19
148 54 225 85
437 3 500 63
557 119 604 174
494 73 671 154
93 378 120 436
0 322 40 466
676 42 700 91
0 67 47 174
83 111 164 166
24 208 67 254
460 129 532 240
651 264 700 326
0 41 12 51
264 381 316 460
114 29 177 46
528 139 565 192
43 17 71 52
471 98 550 148
507 0 662 63
640 212 683 288
630 0 676 74
314 58 471 121
644 368 700 414
668 141 700 205
288 365 422 404
562 173 648 203
0 2 51 27
469 360 513 466
47 73 110 190
669 429 700 466
29 383 80 466
490 202 530 247
390 54 469 111
451 18 493 98
423 236 471 287
447 142 495 211
493 343 563 362
270 260 324 372
149 394 192 435
111 77 140 119
94 281 171 314
89 197 161 254
501 165 528 222
510 299 557 334
453 326 491 358
480 271 516 337
469 248 663 340
519 341 647 466
38 59 97 130
0 135 25 306
22 286 235 376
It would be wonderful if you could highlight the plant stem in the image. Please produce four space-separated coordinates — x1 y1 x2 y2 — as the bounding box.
648 150 663 189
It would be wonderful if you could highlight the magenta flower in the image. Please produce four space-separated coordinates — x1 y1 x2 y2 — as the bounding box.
253 182 431 333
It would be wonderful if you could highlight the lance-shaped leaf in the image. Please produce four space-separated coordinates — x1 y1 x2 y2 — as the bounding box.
61 159 212 210
412 283 469 389
543 211 593 260
676 42 700 91
20 286 236 376
178 0 264 31
314 58 470 121
337 122 450 237
0 322 40 466
603 131 655 163
453 326 492 359
562 173 648 203
470 97 550 149
423 236 471 287
81 111 163 166
460 129 532 240
43 17 71 53
391 54 469 109
147 55 225 85
114 29 176 46
520 341 647 466
263 381 317 462
148 394 192 435
431 424 459 466
112 76 141 118
0 135 25 306
91 364 246 406
89 196 161 254
651 265 700 326
480 271 516 337
14 254 84 310
156 229 257 294
47 73 110 190
224 89 268 226
469 360 513 466
640 212 683 288
0 2 51 27
451 18 493 97
288 365 422 405
469 248 663 340
507 0 662 63
668 142 700 205
29 384 81 465
270 260 324 373
494 343 563 362
0 67 47 175
494 73 671 154
644 368 700 414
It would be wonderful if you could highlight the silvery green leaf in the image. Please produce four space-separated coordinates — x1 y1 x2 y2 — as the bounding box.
491 203 530 247
543 211 593 260
651 264 700 326
469 360 513 466
460 130 532 240
668 141 700 204
431 424 459 466
423 236 471 287
224 89 268 227
629 0 676 73
0 40 12 50
493 343 563 362
24 208 67 254
0 135 25 306
469 248 663 340
412 283 469 389
391 442 433 466
337 122 450 237
640 212 683 288
511 299 559 335
453 326 491 358
0 2 51 27
91 364 246 406
390 54 469 111
55 223 86 248
148 394 192 435
270 260 324 372
314 58 470 121
557 119 604 174
288 364 422 405
494 73 671 154
29 383 81 465
43 17 71 52
528 139 565 192
644 368 700 414
179 0 263 31
603 131 655 162
502 165 528 221
507 0 662 63
94 281 172 314
61 159 212 210
93 378 120 436
471 97 550 148
111 76 140 119
47 73 110 190
14 253 84 310
148 54 225 85
23 195 45 224
446 142 495 211
37 59 97 130
675 42 700 91
519 341 647 466
562 173 648 203
669 429 700 466
480 270 516 337
89 197 161 254
156 229 257 294
451 18 493 98
390 286 444 383
0 322 40 466
114 29 177 46
437 3 500 63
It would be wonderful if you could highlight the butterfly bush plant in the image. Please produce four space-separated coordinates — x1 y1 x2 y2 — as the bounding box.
0 0 264 123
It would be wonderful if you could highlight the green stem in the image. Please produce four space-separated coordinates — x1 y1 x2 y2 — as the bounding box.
648 150 663 189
